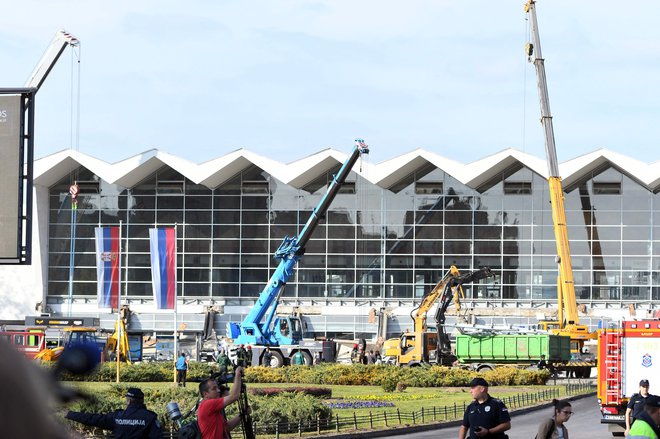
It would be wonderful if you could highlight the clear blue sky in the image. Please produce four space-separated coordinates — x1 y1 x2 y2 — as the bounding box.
3 0 660 166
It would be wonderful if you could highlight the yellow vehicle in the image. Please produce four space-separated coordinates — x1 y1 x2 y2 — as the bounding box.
383 266 491 367
35 320 130 363
525 0 596 377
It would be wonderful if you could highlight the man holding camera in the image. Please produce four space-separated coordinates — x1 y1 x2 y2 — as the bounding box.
65 387 162 438
198 366 244 439
458 377 511 439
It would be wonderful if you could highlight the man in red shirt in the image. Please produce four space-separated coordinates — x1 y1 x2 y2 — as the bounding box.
197 366 244 439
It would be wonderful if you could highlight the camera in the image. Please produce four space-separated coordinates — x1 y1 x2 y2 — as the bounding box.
210 371 234 384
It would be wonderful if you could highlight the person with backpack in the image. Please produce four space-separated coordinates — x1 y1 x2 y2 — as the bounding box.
535 399 572 439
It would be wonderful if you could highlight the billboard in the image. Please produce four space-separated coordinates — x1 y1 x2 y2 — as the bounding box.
0 95 21 261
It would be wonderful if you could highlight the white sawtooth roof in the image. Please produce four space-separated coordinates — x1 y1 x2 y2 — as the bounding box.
33 147 660 192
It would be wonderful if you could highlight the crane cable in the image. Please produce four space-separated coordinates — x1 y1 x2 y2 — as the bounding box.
66 43 82 317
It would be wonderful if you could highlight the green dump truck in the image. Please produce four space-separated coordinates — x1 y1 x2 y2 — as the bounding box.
454 333 571 372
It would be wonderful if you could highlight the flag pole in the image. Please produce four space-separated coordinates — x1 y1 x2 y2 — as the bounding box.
116 220 123 384
173 223 178 384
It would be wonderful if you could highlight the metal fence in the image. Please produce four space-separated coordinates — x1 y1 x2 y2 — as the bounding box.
237 382 595 438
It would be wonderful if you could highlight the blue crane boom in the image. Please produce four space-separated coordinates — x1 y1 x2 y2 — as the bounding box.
228 139 369 346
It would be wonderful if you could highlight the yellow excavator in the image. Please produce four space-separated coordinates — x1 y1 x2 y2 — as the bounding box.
524 0 596 377
383 266 492 366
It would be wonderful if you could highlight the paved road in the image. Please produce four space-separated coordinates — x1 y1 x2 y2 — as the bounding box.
380 395 612 439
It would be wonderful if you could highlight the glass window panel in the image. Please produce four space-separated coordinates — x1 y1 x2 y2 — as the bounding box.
157 196 183 209
592 210 621 225
622 226 651 241
356 240 381 254
242 268 269 283
214 196 240 209
185 224 211 239
242 225 268 239
622 241 650 256
304 239 326 253
474 256 501 269
474 240 501 254
130 210 155 224
242 210 268 225
503 255 530 269
212 283 239 297
212 268 239 283
414 240 443 255
623 211 652 225
503 225 531 240
474 226 501 240
328 240 353 253
327 225 355 239
415 225 443 240
183 269 209 283
157 210 183 224
186 195 212 210
444 226 472 239
386 255 413 268
213 239 240 253
241 239 268 253
214 224 239 239
385 239 412 254
444 240 471 254
594 227 621 240
127 268 151 282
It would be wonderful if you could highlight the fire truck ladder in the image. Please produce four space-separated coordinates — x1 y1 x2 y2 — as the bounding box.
603 322 623 405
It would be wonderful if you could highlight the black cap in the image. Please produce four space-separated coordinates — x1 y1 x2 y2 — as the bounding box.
640 379 650 387
469 377 489 388
126 387 144 399
645 395 660 407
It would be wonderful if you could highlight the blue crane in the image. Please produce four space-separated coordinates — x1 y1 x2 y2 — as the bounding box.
227 139 369 353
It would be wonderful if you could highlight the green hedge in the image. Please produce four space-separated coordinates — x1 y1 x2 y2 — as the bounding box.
46 362 549 387
245 364 550 388
49 361 217 382
60 383 331 437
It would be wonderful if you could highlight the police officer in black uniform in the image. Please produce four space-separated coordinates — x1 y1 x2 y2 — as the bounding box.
459 377 511 439
625 379 653 436
65 387 162 438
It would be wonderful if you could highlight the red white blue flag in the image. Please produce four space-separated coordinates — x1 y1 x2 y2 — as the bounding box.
149 228 177 310
95 227 120 308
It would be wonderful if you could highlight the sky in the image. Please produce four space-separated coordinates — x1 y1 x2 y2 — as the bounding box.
2 0 660 167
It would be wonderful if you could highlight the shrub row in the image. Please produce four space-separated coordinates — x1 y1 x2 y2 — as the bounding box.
60 383 331 437
46 361 549 388
245 364 550 389
48 360 217 382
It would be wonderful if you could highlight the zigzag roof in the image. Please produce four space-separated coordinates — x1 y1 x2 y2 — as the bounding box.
33 147 660 192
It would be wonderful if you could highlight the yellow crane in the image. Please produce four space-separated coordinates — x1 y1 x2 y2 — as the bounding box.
524 0 596 377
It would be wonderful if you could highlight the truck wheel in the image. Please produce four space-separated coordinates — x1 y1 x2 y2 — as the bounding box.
300 351 313 365
477 365 493 372
270 351 285 368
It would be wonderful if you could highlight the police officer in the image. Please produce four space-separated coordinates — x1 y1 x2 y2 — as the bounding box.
626 379 653 436
459 377 511 439
65 387 162 438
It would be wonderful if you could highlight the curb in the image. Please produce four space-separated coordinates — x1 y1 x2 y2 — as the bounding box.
313 392 596 439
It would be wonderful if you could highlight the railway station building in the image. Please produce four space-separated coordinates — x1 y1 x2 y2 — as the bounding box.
3 146 659 346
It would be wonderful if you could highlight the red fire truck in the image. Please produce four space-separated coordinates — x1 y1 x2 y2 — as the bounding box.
0 330 46 359
597 319 660 436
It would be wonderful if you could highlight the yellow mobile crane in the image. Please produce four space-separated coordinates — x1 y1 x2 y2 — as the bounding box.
524 0 596 377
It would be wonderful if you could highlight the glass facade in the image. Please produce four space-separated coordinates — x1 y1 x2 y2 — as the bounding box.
47 162 660 305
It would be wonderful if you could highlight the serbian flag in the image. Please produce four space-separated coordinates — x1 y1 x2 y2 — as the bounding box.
150 228 177 309
95 227 120 308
